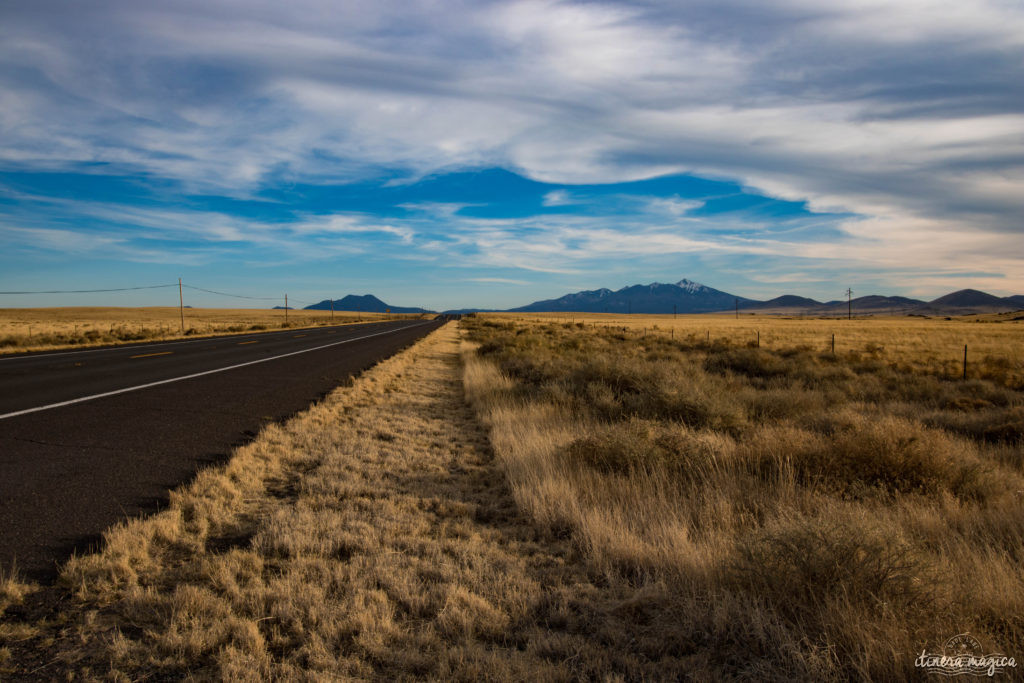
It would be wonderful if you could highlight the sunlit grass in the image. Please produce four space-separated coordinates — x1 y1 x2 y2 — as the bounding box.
462 316 1024 679
488 310 1024 388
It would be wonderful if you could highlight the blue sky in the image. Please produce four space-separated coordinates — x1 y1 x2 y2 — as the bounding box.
1 0 1022 310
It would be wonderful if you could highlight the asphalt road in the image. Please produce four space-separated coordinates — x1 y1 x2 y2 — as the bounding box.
0 318 444 581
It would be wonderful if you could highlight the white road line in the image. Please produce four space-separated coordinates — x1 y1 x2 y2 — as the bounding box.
0 321 394 363
0 322 430 421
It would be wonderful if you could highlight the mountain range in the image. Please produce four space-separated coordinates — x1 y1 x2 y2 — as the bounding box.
275 282 1023 317
453 280 1024 316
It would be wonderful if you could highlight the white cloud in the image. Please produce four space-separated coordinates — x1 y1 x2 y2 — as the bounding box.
646 197 704 216
541 190 572 206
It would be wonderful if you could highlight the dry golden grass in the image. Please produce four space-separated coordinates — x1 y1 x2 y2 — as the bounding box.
462 317 1024 679
490 311 1024 387
3 323 702 679
6 314 1021 679
0 306 428 355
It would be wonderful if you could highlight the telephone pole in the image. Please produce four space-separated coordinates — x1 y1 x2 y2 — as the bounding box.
285 294 288 324
330 298 334 320
846 288 852 320
735 297 739 319
178 278 185 334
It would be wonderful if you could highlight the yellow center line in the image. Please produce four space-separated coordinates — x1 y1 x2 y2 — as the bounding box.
130 351 174 359
293 334 306 338
238 340 258 345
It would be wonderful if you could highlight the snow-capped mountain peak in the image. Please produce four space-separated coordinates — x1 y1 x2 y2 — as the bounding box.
675 278 709 293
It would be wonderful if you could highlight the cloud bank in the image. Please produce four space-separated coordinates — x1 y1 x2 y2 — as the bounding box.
0 0 1021 307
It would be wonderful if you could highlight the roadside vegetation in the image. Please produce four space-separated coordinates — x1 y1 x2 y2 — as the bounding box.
3 324 689 679
0 307 431 355
462 316 1024 678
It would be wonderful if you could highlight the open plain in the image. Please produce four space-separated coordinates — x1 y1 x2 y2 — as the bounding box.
1 312 1022 679
495 312 1024 388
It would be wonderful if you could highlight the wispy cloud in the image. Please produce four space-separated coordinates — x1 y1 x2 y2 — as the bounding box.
542 190 573 206
464 277 532 285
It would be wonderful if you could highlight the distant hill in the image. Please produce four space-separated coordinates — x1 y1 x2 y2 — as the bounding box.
925 288 1011 313
819 295 925 314
303 294 431 314
854 295 925 308
741 295 823 310
509 279 757 314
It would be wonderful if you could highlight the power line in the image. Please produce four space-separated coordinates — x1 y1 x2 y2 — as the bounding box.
182 285 319 307
2 281 324 309
180 284 278 301
0 284 178 294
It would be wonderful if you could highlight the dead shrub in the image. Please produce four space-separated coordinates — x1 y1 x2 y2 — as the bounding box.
704 347 792 380
563 420 730 482
926 405 1024 445
742 417 998 501
728 515 931 624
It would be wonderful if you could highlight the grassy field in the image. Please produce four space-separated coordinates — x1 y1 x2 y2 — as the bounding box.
2 315 1022 678
492 311 1024 388
462 315 1024 678
0 307 430 355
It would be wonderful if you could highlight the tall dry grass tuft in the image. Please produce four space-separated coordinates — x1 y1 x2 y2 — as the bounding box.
462 317 1024 679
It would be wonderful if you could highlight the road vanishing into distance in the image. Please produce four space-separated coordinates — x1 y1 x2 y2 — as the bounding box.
0 318 445 580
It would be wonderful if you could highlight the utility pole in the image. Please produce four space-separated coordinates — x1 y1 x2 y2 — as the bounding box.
285 294 288 324
846 288 853 320
330 298 334 320
178 278 184 334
